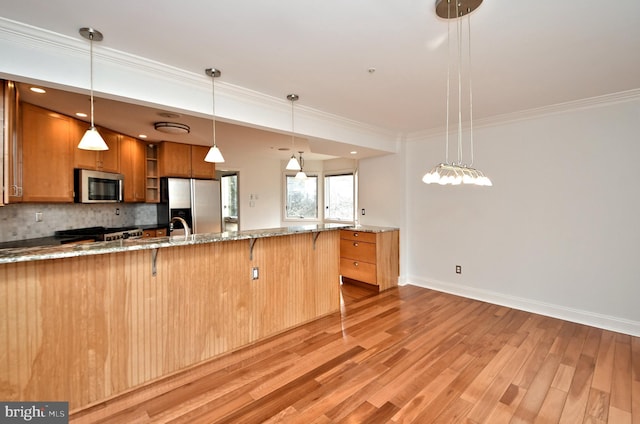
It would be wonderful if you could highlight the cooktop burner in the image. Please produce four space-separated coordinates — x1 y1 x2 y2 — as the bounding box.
55 226 143 241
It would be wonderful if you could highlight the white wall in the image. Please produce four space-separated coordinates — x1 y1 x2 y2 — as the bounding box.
220 153 282 231
399 95 640 336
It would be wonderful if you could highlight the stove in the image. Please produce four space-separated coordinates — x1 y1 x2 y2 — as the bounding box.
55 226 144 242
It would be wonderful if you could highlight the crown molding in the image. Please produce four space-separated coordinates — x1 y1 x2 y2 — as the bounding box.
0 17 398 152
405 88 640 143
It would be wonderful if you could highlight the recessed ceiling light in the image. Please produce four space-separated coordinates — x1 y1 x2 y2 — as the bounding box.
75 112 88 118
139 134 147 139
350 151 358 155
30 87 46 94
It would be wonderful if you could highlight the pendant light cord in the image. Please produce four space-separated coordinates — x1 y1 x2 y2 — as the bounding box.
89 32 95 129
456 0 463 166
212 74 217 148
468 12 474 167
291 97 295 150
445 0 451 165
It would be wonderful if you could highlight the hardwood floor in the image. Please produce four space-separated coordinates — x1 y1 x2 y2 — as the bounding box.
70 284 640 423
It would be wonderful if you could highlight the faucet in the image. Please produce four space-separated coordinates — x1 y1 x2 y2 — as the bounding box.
170 216 191 237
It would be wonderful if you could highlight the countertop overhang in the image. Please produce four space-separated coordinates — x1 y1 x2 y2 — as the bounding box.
0 224 398 264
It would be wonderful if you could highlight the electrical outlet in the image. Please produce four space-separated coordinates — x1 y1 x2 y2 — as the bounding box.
252 267 259 280
115 208 120 216
361 208 366 215
456 265 462 274
35 212 43 222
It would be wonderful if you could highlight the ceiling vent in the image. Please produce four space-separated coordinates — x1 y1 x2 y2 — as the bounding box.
154 122 190 134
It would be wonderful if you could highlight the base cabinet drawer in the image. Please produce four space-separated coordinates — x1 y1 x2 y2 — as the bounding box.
340 238 376 262
340 258 377 284
143 228 168 238
339 229 399 291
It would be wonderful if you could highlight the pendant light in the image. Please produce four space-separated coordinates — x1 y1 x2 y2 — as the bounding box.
204 68 225 163
285 94 301 171
295 151 307 180
422 0 491 186
78 27 108 151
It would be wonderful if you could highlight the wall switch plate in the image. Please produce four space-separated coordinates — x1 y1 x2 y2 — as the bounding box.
456 265 462 274
252 267 259 280
35 212 43 222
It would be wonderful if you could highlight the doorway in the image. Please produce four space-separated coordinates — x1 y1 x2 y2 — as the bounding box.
218 171 239 232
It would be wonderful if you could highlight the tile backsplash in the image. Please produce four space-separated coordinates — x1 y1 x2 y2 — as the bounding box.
0 203 158 242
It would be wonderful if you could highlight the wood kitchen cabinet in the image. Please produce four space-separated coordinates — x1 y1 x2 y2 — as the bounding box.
3 81 22 203
190 145 216 179
159 141 215 178
142 227 167 237
340 229 399 291
120 135 146 202
73 125 120 172
20 103 75 202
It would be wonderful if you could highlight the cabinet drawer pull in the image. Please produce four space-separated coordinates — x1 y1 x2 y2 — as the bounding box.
353 262 359 267
353 242 358 247
353 232 359 237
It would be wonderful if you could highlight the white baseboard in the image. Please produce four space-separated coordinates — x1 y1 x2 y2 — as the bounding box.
400 276 640 337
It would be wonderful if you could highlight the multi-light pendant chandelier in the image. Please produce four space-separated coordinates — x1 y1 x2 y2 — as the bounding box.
204 68 225 163
77 27 109 151
422 0 492 186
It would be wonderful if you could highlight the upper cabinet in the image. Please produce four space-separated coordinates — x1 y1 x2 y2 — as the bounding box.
20 103 74 202
9 101 212 204
73 125 120 173
4 81 22 203
159 141 215 179
120 135 146 202
190 145 216 179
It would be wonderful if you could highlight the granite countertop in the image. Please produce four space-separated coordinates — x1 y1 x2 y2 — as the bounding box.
343 225 399 233
0 223 356 264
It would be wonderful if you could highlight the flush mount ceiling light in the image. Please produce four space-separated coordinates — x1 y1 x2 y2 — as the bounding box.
285 94 302 171
77 27 109 151
422 0 492 186
153 121 191 134
204 68 225 163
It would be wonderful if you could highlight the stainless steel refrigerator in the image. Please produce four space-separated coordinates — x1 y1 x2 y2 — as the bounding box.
157 177 222 235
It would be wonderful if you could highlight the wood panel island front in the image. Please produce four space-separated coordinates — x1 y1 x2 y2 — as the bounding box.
0 224 399 413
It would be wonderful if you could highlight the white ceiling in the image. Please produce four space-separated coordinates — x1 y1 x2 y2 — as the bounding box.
2 0 640 157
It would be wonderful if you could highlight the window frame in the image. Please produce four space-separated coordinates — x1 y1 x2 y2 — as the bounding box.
283 173 320 222
323 171 356 224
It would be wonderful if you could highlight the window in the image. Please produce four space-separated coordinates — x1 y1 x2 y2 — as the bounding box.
285 175 318 220
324 173 354 222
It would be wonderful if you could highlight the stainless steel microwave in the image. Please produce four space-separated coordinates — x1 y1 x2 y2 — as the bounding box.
74 169 124 203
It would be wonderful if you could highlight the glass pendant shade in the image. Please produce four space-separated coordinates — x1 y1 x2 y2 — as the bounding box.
295 170 307 180
78 126 108 151
204 145 225 163
286 155 301 170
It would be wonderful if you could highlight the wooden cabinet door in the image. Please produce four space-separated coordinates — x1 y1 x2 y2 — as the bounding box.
73 124 120 172
4 81 22 203
159 141 191 177
20 103 74 202
191 145 216 179
97 127 120 172
120 135 146 202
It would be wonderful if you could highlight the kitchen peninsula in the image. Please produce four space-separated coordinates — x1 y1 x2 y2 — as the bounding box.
0 224 399 412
